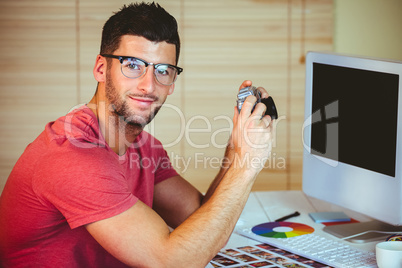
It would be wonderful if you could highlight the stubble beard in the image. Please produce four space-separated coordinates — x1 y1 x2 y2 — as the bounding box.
105 73 162 130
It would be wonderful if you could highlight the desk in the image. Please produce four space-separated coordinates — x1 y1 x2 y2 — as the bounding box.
225 191 379 258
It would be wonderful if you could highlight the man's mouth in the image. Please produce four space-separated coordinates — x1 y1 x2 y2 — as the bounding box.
128 94 158 107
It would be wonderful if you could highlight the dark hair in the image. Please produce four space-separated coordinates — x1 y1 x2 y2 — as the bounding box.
100 2 181 64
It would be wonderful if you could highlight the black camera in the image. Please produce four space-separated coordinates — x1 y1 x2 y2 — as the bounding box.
236 86 278 119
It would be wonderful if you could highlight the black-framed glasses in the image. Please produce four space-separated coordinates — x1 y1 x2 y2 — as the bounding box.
101 54 183 86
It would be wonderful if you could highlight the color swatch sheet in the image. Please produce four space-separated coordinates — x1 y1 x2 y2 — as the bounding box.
210 243 333 268
251 222 314 239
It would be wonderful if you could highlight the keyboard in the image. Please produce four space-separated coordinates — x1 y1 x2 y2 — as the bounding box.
237 228 377 268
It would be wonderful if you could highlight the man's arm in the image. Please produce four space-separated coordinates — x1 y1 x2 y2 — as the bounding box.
86 80 273 267
86 165 262 267
86 148 271 267
152 175 203 228
203 80 271 204
152 81 272 226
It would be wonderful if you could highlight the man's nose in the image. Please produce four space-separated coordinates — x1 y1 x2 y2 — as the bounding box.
137 66 156 94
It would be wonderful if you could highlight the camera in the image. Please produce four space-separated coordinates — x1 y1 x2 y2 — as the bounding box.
236 86 278 119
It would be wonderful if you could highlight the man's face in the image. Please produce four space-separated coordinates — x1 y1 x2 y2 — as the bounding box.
105 35 176 127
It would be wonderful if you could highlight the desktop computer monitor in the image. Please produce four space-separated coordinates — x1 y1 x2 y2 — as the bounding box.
302 51 402 242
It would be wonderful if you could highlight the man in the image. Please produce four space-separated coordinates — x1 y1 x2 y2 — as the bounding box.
0 2 273 267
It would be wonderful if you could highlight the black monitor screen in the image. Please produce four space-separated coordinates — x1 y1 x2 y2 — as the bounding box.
311 63 399 177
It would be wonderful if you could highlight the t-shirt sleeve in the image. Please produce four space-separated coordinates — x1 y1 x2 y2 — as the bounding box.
148 136 179 184
33 148 138 229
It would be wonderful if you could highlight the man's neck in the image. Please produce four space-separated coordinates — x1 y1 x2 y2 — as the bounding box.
88 94 142 156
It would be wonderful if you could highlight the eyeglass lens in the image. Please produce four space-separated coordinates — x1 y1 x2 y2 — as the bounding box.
121 58 178 85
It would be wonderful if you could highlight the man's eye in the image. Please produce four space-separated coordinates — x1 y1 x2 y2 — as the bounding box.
156 65 171 76
124 59 143 70
127 64 139 70
126 62 140 69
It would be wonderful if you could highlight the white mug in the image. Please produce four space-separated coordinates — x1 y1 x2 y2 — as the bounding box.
376 241 402 268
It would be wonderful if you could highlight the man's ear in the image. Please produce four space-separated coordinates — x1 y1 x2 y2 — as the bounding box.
168 83 175 95
93 55 106 83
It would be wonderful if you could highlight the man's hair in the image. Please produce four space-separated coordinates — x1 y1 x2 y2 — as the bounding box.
100 2 181 64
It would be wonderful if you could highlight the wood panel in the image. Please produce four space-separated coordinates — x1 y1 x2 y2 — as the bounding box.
0 0 333 193
0 0 77 191
175 0 333 192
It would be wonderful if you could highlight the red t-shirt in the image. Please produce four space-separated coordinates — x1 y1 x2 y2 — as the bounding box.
0 105 178 267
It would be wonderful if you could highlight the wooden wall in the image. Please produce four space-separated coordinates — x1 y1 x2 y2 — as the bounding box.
334 0 402 61
0 0 333 193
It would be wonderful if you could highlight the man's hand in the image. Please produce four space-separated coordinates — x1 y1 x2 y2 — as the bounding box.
229 80 274 175
204 80 274 203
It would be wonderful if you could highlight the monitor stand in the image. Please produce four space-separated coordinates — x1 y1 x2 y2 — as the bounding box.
323 220 402 243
